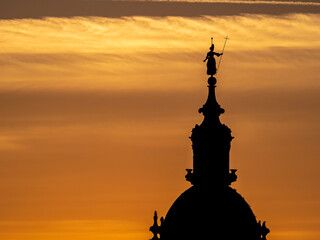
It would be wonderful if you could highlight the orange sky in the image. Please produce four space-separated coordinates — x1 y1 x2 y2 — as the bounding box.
0 9 320 240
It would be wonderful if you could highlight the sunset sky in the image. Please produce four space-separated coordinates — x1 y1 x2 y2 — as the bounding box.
0 1 320 240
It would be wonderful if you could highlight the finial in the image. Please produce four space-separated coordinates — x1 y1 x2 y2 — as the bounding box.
160 217 164 226
208 76 217 86
153 211 158 223
150 211 160 240
211 37 213 45
258 221 270 240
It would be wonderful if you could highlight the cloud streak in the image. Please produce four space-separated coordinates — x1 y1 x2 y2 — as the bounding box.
1 15 319 54
1 14 320 91
1 0 320 19
118 0 320 6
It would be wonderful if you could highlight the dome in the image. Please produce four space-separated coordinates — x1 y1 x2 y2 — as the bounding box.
160 185 260 240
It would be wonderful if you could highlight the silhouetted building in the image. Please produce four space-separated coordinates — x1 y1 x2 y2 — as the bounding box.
149 51 270 240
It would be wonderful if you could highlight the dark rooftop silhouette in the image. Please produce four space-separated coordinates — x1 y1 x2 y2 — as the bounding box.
149 39 270 240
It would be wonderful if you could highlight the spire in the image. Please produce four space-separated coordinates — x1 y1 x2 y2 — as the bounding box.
149 211 161 240
198 76 224 127
186 76 236 186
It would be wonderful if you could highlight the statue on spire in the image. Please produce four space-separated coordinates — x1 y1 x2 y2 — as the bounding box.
203 37 223 76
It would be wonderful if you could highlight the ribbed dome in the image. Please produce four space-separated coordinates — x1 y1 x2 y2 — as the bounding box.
161 185 260 240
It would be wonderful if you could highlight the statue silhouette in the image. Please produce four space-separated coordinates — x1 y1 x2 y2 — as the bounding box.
203 43 223 76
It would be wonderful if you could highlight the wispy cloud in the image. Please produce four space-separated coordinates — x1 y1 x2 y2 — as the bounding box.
1 0 320 19
1 14 320 90
1 15 319 54
115 0 320 6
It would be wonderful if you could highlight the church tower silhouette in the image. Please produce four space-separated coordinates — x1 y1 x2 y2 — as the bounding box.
149 44 270 240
